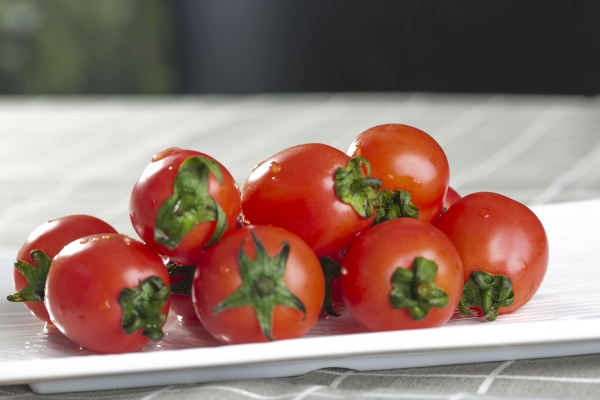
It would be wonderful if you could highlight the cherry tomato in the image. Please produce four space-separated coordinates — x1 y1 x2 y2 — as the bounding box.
192 225 325 344
347 124 450 224
45 233 170 354
130 147 241 265
240 143 380 258
436 192 549 320
443 187 462 210
9 215 117 323
341 218 463 332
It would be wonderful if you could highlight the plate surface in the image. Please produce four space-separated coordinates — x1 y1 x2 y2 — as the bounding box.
1 199 600 394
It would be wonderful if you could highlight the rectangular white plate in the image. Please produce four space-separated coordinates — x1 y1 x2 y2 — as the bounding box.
1 198 600 394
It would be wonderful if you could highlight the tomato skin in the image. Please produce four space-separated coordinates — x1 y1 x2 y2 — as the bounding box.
341 218 463 332
14 215 117 323
169 293 198 321
436 192 549 315
347 124 449 223
443 187 462 210
45 233 170 354
192 225 325 344
129 148 241 265
240 143 374 258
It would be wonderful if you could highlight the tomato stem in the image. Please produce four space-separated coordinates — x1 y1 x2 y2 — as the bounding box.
334 156 382 218
7 250 52 303
319 256 341 317
389 257 449 320
212 232 306 341
154 156 228 250
458 270 514 321
119 276 170 341
373 189 419 225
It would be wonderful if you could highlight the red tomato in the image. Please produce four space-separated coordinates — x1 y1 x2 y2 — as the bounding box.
240 143 380 258
10 215 117 323
347 124 450 224
443 187 462 210
130 148 241 265
45 233 171 354
436 192 549 320
192 225 325 344
341 218 463 332
167 263 199 321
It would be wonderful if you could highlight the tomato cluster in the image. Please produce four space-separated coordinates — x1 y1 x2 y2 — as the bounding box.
7 124 549 353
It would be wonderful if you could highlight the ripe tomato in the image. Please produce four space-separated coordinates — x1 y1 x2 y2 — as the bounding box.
341 218 463 332
347 124 450 224
192 225 325 344
130 147 241 265
240 143 380 258
443 187 462 211
45 233 170 354
436 192 549 320
10 215 117 323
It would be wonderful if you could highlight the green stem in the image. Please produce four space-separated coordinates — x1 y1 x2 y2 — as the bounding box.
7 250 52 303
119 276 170 341
458 270 515 321
319 256 342 317
334 156 382 218
373 189 419 225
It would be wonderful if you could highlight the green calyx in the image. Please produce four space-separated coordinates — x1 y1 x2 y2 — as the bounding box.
155 156 228 250
166 263 196 296
213 232 305 341
374 189 419 225
390 257 449 320
334 156 382 218
7 250 52 303
458 270 514 322
319 256 342 317
119 276 170 341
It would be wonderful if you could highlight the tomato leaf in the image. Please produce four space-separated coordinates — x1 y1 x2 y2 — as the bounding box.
119 276 170 341
334 156 382 218
7 250 52 303
154 156 227 250
212 232 306 341
459 270 515 321
389 257 449 320
373 189 419 225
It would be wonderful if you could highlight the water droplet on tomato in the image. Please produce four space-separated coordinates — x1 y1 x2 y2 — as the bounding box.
340 267 349 276
269 161 282 174
219 264 230 274
102 235 110 240
152 147 181 162
479 208 490 218
271 176 278 182
92 237 100 242
80 238 89 244
77 315 86 324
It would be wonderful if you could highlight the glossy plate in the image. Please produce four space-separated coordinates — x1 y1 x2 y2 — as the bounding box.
1 199 600 394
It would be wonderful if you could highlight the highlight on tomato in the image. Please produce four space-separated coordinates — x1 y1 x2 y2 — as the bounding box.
346 124 450 224
340 218 464 332
45 233 171 354
192 225 325 344
240 143 381 258
436 192 549 321
8 215 118 323
129 147 241 265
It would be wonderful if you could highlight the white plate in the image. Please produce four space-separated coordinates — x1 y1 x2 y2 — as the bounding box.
1 199 600 394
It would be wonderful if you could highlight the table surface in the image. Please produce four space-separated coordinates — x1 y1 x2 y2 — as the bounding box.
1 93 600 399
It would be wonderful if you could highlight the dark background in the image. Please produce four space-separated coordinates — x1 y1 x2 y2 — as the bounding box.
2 0 600 95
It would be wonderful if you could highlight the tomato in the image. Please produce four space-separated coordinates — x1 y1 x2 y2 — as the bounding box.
436 192 549 320
192 225 325 344
341 218 463 332
443 187 462 211
240 143 380 258
347 124 450 224
130 147 241 265
9 215 117 323
45 233 170 354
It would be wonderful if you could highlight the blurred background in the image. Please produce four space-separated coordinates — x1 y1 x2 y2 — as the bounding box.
1 0 599 96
